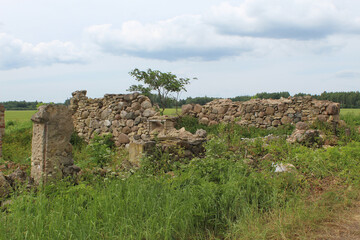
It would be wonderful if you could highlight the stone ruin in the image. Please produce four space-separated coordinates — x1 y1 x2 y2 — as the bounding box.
0 92 346 194
182 96 341 128
0 104 4 159
69 90 208 166
287 121 324 146
70 90 157 145
31 105 80 184
129 116 207 166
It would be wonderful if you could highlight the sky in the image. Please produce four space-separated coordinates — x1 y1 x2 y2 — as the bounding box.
0 0 360 102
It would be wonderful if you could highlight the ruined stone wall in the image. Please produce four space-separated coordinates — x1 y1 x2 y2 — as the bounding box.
70 90 157 146
31 105 79 184
0 104 4 158
182 96 341 128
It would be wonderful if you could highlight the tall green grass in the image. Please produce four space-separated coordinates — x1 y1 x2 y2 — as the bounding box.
0 156 300 240
1 121 32 165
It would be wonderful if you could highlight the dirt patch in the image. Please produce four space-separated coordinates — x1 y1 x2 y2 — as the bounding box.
313 201 360 240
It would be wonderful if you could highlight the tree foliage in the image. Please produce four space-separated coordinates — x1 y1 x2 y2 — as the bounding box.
0 101 38 110
128 68 193 113
255 92 290 99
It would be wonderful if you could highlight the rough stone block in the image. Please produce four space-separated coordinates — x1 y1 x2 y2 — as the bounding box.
31 105 80 184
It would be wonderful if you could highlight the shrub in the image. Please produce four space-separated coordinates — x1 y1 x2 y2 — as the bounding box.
86 134 114 167
175 115 209 134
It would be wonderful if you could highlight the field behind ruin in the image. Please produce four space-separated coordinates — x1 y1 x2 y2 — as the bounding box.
1 109 360 239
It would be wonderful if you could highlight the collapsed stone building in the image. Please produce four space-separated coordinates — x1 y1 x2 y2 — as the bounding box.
69 92 342 149
0 104 4 159
182 96 341 128
0 92 344 189
129 116 207 166
69 91 207 165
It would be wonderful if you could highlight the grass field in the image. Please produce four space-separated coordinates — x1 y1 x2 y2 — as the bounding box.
340 108 360 115
4 110 36 122
163 108 181 116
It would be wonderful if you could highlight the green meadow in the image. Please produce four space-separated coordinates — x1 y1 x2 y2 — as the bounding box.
4 110 36 122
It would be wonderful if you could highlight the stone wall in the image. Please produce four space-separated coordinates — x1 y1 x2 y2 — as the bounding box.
70 90 157 146
129 116 207 166
31 105 79 184
0 104 4 158
182 96 341 128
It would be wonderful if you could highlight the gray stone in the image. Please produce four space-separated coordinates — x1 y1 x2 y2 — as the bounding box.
217 107 228 114
117 133 130 144
6 168 27 187
296 122 309 130
195 129 207 138
199 117 209 125
104 120 112 127
134 116 141 125
81 111 89 119
317 115 328 122
281 116 291 125
124 93 135 101
193 104 202 113
122 126 131 134
181 104 193 114
265 107 275 115
120 110 127 119
326 103 340 115
125 112 135 120
143 109 156 117
101 109 112 120
131 102 141 111
126 120 134 127
0 172 11 199
272 120 280 126
141 101 152 109
273 163 296 173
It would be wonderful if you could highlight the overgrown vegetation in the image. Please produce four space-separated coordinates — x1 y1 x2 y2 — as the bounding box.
1 110 360 239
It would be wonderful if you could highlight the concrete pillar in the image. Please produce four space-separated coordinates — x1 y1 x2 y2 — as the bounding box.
31 105 79 184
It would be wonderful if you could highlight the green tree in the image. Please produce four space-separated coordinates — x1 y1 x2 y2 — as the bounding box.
128 68 194 114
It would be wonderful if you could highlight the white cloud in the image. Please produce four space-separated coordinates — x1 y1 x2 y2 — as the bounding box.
335 70 360 79
206 0 360 40
85 1 360 61
0 33 86 70
85 15 255 61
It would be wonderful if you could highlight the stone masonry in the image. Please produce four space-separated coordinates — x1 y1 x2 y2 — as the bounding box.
182 96 341 128
129 116 207 166
0 104 4 159
31 105 80 184
70 90 157 145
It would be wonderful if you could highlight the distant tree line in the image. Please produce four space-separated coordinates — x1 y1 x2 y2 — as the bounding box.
0 100 65 110
0 101 39 110
305 91 360 108
2 91 360 110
